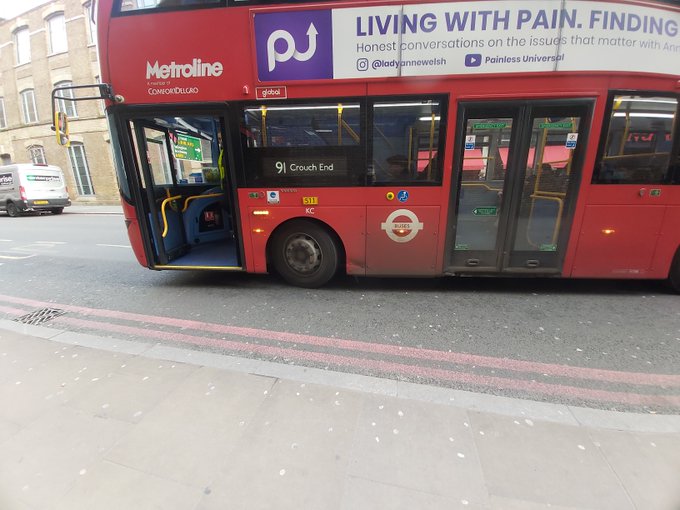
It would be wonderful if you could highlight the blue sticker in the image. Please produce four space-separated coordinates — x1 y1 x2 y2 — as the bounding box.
397 190 409 203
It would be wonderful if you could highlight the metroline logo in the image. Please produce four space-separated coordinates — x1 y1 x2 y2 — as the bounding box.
146 59 224 79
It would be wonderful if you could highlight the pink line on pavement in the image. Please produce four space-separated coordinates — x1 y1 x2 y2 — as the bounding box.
0 305 27 316
51 315 680 409
1 293 679 387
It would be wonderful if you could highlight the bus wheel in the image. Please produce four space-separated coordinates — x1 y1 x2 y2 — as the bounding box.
271 220 339 288
6 202 20 217
669 251 680 293
50 208 64 215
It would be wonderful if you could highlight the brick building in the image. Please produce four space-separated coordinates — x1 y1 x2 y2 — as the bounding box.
0 0 118 204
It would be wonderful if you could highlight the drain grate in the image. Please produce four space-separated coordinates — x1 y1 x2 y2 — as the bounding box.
14 308 66 326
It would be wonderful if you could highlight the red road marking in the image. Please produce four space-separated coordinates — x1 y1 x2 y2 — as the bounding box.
0 294 678 387
48 314 680 409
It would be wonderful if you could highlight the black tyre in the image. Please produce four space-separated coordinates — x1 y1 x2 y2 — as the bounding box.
669 251 680 293
271 220 339 288
6 202 20 217
51 207 64 215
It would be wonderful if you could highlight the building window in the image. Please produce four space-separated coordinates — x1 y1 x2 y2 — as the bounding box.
28 145 47 165
0 98 7 129
47 13 68 54
20 89 38 124
14 27 31 65
84 2 97 45
68 142 95 195
55 81 78 118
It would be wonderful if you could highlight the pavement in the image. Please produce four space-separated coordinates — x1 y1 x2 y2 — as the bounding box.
66 203 123 215
1 320 680 510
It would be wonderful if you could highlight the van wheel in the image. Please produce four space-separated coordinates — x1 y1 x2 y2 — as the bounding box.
271 220 339 288
50 208 64 215
6 202 20 217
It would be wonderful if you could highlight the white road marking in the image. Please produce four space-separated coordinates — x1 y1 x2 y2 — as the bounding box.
96 244 131 249
0 253 36 260
35 241 66 244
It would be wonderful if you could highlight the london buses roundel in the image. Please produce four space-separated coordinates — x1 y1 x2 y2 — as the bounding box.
380 209 424 243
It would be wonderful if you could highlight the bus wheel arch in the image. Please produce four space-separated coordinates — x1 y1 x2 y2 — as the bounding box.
268 218 345 288
669 246 680 293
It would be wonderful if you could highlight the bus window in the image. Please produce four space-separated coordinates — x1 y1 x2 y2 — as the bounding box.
118 0 222 13
240 101 364 187
243 102 360 148
372 99 444 184
593 94 678 184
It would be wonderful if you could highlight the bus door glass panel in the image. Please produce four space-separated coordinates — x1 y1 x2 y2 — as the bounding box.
130 122 185 264
450 102 589 272
573 94 679 277
508 111 585 269
451 117 514 267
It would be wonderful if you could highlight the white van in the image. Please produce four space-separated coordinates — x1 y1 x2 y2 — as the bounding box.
0 164 71 216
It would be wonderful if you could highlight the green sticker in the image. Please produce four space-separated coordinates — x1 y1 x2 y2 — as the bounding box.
650 189 661 197
538 122 573 129
455 244 469 251
540 244 557 252
472 207 498 216
472 122 508 130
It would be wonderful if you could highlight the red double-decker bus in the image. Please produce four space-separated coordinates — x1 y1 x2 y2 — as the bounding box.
77 0 680 288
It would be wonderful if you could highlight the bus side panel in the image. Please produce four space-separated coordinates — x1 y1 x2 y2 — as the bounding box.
366 206 440 276
571 204 665 278
652 205 680 278
244 206 367 275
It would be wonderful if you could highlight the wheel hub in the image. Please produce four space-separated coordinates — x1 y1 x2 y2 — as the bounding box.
285 235 321 274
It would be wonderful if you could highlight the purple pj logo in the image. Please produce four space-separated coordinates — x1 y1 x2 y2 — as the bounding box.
254 10 333 82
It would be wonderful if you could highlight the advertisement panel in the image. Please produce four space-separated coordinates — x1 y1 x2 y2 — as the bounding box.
253 0 680 81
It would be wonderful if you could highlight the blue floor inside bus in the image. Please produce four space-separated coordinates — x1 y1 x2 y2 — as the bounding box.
163 240 240 268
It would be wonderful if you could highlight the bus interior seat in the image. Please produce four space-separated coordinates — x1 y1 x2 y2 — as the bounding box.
183 187 231 245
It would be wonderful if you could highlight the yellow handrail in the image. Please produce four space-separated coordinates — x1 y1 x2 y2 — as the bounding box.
181 193 222 213
461 182 503 192
527 193 564 247
603 151 670 161
160 195 181 238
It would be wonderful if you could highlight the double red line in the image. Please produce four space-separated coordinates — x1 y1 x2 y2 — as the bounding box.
1 293 679 409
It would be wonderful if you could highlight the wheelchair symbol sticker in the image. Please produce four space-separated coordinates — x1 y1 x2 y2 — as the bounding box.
566 133 578 149
267 190 280 204
397 190 409 203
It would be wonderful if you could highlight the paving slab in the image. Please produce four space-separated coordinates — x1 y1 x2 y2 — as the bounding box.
341 475 471 510
0 406 131 509
348 395 489 506
105 366 275 488
196 379 365 510
468 411 634 509
589 429 680 510
0 342 132 425
53 460 203 510
64 358 199 423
